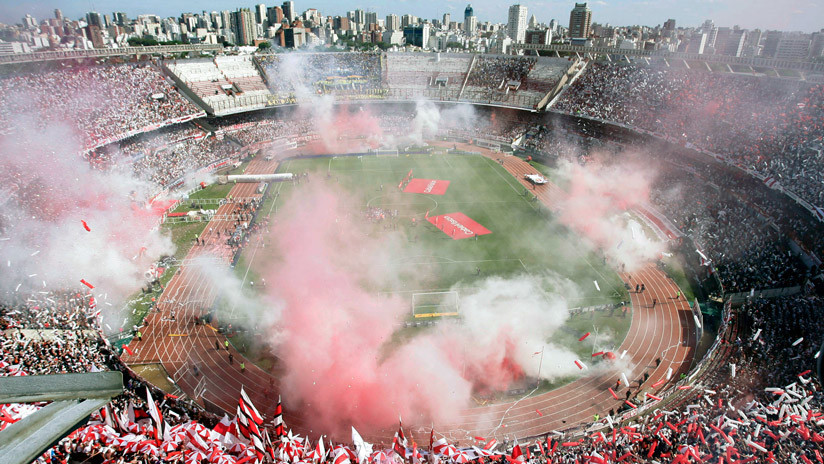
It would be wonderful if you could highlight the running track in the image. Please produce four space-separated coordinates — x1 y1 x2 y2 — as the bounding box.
123 146 696 444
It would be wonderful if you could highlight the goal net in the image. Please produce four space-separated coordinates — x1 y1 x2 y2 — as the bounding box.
412 291 460 318
371 148 400 157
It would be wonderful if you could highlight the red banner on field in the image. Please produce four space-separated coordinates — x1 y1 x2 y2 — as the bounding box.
427 212 491 240
404 179 451 195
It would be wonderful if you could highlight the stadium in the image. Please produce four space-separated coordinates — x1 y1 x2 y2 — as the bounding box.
1 47 823 464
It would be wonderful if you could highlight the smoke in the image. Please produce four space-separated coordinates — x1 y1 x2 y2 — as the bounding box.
251 182 583 435
552 159 664 271
0 97 174 331
264 53 487 154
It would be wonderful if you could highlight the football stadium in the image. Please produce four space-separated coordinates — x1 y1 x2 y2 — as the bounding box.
1 45 824 464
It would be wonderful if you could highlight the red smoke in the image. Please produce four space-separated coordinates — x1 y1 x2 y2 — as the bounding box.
556 162 651 249
259 183 577 436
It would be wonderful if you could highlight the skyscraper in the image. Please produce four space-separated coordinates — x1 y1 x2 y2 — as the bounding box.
507 4 528 43
255 4 267 26
232 8 256 45
386 14 400 32
85 11 103 28
366 12 378 28
443 14 451 29
282 1 295 22
568 3 592 39
464 4 477 36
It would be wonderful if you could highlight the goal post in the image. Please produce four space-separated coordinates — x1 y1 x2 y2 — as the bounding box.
371 148 399 157
411 291 460 318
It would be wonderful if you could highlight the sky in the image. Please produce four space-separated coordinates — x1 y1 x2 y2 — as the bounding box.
0 0 822 33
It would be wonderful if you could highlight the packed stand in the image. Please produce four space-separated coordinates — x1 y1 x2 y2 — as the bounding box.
466 56 536 90
555 62 824 208
88 126 239 188
259 52 384 99
0 63 203 149
650 168 809 294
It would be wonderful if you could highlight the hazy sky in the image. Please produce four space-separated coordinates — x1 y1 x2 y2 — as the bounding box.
1 0 821 32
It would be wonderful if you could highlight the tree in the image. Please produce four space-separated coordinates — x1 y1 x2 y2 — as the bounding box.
258 41 272 50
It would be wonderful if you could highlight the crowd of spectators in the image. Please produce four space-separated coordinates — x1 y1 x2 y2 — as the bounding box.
2 288 821 464
215 118 315 147
0 62 202 149
650 167 809 294
258 52 383 97
555 62 824 208
0 291 97 330
466 56 536 90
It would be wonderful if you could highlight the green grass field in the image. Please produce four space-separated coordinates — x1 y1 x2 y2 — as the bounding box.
267 153 629 306
222 152 633 395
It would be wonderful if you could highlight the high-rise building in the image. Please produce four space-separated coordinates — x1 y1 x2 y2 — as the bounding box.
232 8 256 45
464 4 477 36
86 12 103 28
443 14 451 29
386 14 400 32
282 1 295 22
403 23 431 48
365 12 378 28
54 9 63 21
568 3 591 39
352 9 365 25
507 4 528 43
22 14 37 29
113 12 128 26
267 6 284 26
255 4 267 26
401 14 418 28
663 19 676 31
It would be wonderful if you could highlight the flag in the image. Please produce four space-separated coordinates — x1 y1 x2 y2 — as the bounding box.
236 387 265 460
432 437 449 456
273 395 285 439
507 442 524 464
145 386 163 440
334 447 352 464
411 443 423 464
352 427 372 464
239 387 264 425
392 417 408 458
483 439 498 451
310 435 327 462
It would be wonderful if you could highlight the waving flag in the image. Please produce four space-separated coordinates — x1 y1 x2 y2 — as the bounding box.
273 395 285 439
432 437 449 456
145 387 163 440
392 417 408 458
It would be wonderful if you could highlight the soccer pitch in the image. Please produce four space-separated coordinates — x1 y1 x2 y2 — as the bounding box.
224 150 634 394
271 152 629 310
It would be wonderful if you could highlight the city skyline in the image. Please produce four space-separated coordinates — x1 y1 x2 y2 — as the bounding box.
1 0 822 33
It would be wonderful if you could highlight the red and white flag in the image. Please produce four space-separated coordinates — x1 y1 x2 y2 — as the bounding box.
272 395 285 439
392 417 408 458
432 437 449 456
144 387 163 440
334 447 352 464
507 442 524 464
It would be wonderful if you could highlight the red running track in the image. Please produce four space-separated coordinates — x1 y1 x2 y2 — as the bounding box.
123 146 696 444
